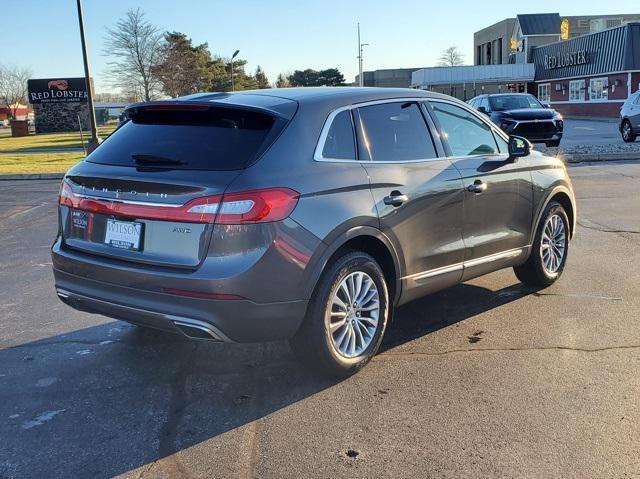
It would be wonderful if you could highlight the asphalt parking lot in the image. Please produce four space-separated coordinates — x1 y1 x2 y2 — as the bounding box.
1 162 639 478
558 118 621 147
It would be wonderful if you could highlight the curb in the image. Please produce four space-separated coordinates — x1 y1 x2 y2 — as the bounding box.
557 152 640 163
0 173 64 181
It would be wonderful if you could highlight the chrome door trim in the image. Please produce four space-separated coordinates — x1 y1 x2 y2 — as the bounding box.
463 247 527 268
401 246 529 281
402 263 463 281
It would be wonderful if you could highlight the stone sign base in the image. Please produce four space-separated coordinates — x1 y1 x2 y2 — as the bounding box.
33 103 90 134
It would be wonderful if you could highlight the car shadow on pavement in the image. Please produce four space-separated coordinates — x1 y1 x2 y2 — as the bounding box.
0 281 536 478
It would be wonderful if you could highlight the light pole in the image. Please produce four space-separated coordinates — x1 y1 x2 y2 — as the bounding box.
230 49 240 91
76 0 99 151
357 23 369 87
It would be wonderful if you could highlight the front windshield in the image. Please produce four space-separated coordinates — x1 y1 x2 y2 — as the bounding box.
489 95 544 111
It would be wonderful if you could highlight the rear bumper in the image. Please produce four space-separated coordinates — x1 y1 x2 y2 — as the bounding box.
53 268 308 343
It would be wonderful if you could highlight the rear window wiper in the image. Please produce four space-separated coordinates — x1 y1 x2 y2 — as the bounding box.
132 154 186 166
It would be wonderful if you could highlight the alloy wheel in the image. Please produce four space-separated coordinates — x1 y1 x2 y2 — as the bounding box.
623 122 632 141
326 271 380 358
540 214 566 274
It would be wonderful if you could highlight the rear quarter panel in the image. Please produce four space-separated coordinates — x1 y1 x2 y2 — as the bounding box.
221 101 380 300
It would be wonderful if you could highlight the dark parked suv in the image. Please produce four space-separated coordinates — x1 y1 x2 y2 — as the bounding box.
52 88 576 376
469 93 564 147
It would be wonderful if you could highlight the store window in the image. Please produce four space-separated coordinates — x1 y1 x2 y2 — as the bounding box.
538 83 550 104
589 78 608 101
569 80 585 102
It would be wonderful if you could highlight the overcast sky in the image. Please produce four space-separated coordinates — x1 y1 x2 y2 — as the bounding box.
2 0 639 92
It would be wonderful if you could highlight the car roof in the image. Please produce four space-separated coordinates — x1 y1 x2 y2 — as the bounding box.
131 88 458 121
186 87 446 104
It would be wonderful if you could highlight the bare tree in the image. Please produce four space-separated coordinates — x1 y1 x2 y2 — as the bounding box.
0 64 33 119
103 8 163 101
437 46 465 67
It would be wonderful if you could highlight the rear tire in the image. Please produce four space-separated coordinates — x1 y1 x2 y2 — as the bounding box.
290 251 389 377
514 201 569 287
621 120 637 143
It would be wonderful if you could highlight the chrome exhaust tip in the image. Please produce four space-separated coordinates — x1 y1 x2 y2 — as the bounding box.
170 317 229 342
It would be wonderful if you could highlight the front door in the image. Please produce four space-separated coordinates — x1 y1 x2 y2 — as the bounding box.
427 100 534 280
353 100 466 304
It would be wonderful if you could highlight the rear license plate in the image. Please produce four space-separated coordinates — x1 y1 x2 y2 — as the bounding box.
104 219 143 251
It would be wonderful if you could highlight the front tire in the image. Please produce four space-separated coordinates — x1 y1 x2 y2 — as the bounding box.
290 251 389 377
621 120 637 143
514 201 569 287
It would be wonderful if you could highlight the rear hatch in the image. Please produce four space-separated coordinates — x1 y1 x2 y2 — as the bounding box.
59 100 292 269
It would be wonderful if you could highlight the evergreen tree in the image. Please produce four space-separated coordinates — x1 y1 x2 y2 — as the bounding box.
254 66 270 89
155 32 214 97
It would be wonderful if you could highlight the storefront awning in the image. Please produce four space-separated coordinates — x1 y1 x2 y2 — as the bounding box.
411 63 536 88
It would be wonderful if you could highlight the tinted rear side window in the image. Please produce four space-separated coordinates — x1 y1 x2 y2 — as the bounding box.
356 102 437 162
321 110 355 160
86 107 281 170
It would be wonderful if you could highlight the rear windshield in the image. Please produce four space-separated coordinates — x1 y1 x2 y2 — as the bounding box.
86 106 281 170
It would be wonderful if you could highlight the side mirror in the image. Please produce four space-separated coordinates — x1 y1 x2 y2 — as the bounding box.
508 135 531 159
477 106 488 114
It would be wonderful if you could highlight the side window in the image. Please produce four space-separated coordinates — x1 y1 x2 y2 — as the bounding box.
356 102 437 162
321 110 355 160
430 101 500 157
468 99 477 108
493 131 509 154
480 97 490 111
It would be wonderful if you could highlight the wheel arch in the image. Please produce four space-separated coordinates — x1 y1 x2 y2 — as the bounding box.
303 226 403 306
531 186 576 243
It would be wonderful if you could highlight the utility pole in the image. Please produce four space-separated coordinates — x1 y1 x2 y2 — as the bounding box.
231 50 240 91
76 0 99 152
357 23 369 87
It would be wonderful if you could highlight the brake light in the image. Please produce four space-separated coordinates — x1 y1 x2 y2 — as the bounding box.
58 182 299 225
209 188 299 224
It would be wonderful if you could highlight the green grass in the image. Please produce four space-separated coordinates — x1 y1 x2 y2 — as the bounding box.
0 124 117 152
0 152 85 174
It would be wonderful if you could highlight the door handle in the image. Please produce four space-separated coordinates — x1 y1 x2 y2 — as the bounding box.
466 180 487 194
383 191 408 207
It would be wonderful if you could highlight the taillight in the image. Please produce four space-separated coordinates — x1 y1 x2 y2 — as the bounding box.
58 181 299 225
212 188 299 224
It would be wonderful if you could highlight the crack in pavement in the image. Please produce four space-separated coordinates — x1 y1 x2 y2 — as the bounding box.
155 342 197 479
577 219 640 235
532 292 623 301
378 343 640 358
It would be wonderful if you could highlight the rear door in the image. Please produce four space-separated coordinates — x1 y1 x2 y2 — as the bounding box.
60 103 289 269
426 99 534 278
354 100 465 304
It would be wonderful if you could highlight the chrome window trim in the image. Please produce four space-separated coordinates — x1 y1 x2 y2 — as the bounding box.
314 97 515 165
401 246 529 281
313 106 357 162
314 97 442 164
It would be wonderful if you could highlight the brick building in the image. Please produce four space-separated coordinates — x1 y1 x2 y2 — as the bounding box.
413 15 640 117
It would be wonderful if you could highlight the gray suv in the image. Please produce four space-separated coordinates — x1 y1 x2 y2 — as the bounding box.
52 88 576 376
